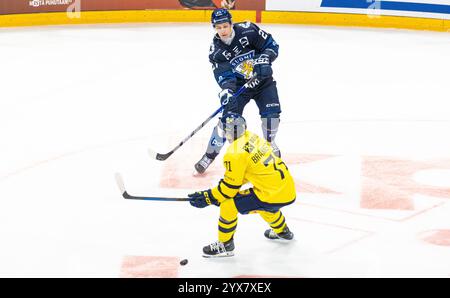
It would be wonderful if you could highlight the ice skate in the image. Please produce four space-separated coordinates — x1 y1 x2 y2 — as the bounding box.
202 239 235 258
264 226 294 240
194 154 215 175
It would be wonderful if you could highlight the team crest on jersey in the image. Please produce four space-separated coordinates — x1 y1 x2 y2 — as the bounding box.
230 50 255 79
243 142 255 153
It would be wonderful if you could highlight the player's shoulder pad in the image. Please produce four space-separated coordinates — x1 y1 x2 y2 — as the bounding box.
209 38 227 62
234 21 259 35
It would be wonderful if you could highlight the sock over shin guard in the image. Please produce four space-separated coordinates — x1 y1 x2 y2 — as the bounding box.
218 199 239 243
261 114 281 156
258 210 287 234
205 123 226 159
261 114 280 143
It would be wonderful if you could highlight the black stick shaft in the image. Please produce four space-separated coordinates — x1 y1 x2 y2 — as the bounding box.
153 76 258 161
122 191 191 201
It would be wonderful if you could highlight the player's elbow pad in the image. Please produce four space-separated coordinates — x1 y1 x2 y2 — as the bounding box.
263 48 278 63
262 38 279 63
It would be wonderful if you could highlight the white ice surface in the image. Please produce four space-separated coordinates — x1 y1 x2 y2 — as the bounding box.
0 23 450 277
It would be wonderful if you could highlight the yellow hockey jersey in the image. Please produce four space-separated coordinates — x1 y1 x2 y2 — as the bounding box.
211 131 296 204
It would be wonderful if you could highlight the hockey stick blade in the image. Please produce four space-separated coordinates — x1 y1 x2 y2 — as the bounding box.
156 152 173 161
148 148 173 161
115 172 190 201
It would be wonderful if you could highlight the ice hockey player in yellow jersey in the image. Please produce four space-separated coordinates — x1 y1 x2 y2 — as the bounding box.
188 112 296 258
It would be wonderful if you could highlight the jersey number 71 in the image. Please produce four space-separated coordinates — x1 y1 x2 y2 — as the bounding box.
263 154 288 180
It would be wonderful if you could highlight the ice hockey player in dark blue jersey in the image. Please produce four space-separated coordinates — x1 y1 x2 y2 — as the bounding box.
195 8 282 174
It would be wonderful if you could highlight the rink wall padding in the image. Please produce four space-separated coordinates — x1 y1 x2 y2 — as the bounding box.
0 0 265 14
262 11 449 32
0 9 449 32
0 10 257 28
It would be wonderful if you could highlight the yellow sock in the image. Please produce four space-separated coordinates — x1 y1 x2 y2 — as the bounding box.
218 199 238 243
258 210 286 234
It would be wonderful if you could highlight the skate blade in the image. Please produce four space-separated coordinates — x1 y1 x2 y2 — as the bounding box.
202 251 234 258
265 235 294 241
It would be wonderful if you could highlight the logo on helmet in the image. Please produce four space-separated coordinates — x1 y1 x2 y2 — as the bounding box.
211 8 232 26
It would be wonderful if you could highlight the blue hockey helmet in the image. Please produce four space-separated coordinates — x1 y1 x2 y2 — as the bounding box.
221 112 247 142
211 8 232 27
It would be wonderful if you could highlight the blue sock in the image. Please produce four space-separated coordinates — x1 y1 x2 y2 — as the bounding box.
205 124 226 159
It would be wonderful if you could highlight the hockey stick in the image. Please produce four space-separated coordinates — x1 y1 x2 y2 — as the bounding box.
115 173 191 202
149 76 258 161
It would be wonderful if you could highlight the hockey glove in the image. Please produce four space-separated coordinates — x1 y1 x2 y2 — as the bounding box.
219 89 238 114
188 189 220 208
253 54 273 81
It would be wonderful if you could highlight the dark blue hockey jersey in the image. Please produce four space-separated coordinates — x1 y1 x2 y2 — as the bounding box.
209 22 279 92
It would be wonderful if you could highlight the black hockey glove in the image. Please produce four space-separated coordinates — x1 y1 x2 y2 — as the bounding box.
188 189 220 208
219 89 238 114
253 54 273 81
